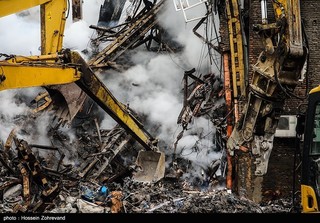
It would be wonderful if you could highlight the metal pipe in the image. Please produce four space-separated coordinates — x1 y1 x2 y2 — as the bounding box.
29 144 58 150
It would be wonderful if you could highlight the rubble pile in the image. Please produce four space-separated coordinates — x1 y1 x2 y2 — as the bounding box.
0 174 293 213
0 133 293 213
112 178 293 213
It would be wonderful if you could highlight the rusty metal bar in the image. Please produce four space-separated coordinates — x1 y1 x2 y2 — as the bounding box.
18 163 31 202
223 53 233 191
89 0 165 68
29 144 59 150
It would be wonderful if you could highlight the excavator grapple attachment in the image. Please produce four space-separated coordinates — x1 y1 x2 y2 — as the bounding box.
133 150 165 183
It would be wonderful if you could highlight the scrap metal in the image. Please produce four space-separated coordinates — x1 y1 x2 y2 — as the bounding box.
88 0 165 69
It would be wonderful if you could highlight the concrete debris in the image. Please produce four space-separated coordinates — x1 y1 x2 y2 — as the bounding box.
3 184 22 201
50 203 77 214
76 199 108 213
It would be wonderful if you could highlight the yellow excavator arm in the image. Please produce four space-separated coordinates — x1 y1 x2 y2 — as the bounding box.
0 54 80 90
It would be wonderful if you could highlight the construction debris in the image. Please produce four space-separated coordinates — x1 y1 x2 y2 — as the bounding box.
0 125 292 213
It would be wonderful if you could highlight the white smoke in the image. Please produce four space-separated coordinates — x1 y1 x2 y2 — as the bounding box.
64 20 92 53
100 52 183 141
0 8 40 55
0 90 29 142
96 1 223 180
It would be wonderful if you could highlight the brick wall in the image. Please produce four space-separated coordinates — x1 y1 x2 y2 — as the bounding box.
300 0 320 92
217 1 229 53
